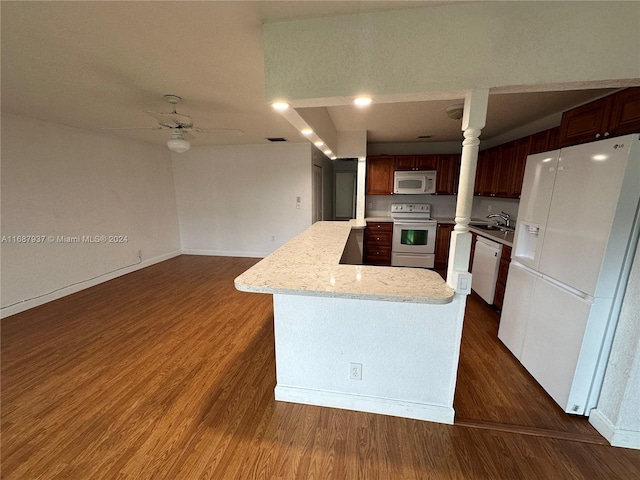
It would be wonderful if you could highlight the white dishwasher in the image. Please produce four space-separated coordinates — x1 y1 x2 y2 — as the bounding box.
471 236 503 304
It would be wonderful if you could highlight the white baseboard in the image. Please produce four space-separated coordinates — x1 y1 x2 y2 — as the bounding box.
274 385 455 425
1 250 181 319
181 248 266 258
589 409 640 450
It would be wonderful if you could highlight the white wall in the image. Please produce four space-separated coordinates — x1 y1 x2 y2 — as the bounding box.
172 143 313 257
591 240 640 449
1 113 181 317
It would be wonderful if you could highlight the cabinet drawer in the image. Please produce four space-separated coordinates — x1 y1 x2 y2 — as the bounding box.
364 231 392 246
363 247 392 265
366 222 393 232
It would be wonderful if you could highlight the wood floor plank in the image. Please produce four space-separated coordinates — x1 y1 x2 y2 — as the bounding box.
2 256 640 479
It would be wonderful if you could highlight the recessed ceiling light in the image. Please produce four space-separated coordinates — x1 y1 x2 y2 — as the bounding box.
330 156 337 160
314 141 324 147
323 149 331 155
271 102 289 111
353 97 372 107
301 128 313 136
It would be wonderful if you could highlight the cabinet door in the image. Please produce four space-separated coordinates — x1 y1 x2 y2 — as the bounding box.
558 96 613 147
366 156 394 195
414 155 438 171
475 148 498 196
434 223 454 270
494 142 515 197
508 137 531 198
394 156 415 171
493 245 512 309
608 87 640 137
435 154 460 195
468 233 477 271
547 126 561 150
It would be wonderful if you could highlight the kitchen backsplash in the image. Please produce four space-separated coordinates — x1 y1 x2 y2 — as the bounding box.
366 194 520 223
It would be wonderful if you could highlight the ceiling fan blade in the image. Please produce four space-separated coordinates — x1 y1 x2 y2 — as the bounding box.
164 112 193 128
193 128 244 136
101 126 165 131
181 131 195 141
145 110 180 128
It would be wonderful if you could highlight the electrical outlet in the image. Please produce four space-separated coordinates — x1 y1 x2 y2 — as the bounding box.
137 249 142 261
487 204 493 213
349 362 362 381
271 235 275 242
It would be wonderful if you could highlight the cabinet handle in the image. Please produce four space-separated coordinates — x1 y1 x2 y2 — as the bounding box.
604 132 610 137
596 133 601 138
376 237 380 241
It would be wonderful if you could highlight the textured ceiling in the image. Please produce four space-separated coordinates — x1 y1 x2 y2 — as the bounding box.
0 1 621 149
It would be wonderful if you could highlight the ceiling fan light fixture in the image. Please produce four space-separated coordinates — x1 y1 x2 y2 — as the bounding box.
167 131 190 153
445 103 464 120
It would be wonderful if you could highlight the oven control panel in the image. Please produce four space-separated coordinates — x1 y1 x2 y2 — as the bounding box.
391 203 431 217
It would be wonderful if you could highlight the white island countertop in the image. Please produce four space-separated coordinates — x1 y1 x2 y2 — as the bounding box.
235 221 455 304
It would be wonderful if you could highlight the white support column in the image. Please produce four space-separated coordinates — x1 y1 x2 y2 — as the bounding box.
356 157 366 220
447 89 489 289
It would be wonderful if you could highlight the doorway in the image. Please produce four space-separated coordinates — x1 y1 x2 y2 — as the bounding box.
312 164 323 223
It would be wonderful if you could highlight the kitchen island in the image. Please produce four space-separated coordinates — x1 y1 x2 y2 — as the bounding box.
235 221 466 424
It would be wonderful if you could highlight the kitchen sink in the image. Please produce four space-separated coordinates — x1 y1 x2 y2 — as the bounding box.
473 224 514 233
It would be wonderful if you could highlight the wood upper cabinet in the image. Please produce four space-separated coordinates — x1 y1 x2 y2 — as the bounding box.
366 156 394 195
558 96 613 147
474 148 498 196
608 87 640 137
435 223 454 270
529 128 556 155
494 143 515 198
508 136 531 198
558 87 640 147
435 154 460 195
395 155 438 171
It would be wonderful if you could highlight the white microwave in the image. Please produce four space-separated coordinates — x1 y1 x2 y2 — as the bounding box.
394 170 437 194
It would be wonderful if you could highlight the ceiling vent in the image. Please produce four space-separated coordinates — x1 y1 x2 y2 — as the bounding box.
267 137 287 142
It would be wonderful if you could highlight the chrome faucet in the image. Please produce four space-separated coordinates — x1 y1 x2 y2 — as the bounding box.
487 212 511 228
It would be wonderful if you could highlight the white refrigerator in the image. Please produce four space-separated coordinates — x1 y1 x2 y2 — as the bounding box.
498 134 640 415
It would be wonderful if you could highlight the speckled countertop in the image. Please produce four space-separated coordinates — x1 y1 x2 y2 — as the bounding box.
433 217 514 247
235 221 455 304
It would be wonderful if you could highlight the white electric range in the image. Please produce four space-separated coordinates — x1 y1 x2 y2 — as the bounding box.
390 203 437 269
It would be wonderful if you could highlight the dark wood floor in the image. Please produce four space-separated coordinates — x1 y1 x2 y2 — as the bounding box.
2 255 640 479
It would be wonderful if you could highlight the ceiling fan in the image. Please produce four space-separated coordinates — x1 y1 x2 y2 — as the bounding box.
110 94 243 153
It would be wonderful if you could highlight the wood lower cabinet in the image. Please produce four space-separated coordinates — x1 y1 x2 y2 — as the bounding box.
493 245 512 310
469 233 477 271
366 156 394 195
363 222 393 266
434 223 454 270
